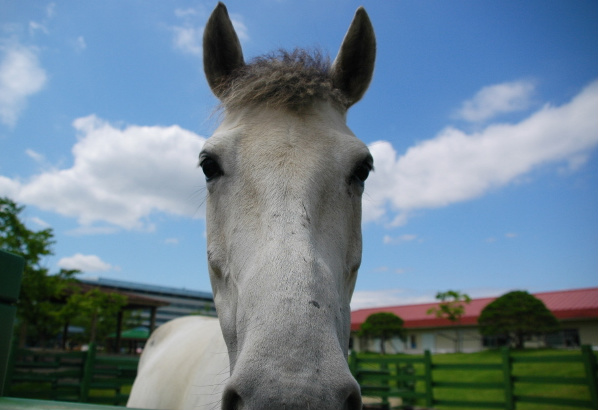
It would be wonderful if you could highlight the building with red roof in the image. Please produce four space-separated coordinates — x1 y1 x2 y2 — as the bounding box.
350 287 598 354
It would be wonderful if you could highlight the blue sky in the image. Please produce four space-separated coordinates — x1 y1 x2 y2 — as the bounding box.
1 1 597 309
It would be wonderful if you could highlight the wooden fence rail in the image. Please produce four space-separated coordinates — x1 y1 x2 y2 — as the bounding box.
349 346 598 410
5 342 138 406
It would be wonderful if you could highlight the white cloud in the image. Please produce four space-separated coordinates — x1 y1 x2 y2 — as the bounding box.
172 9 248 57
29 21 48 36
29 216 50 228
67 226 120 236
58 253 114 272
172 26 203 56
25 148 55 171
350 287 511 310
2 80 597 234
455 80 535 123
364 80 598 224
46 3 56 19
74 36 86 52
368 266 408 275
171 6 205 57
174 8 200 18
1 115 207 230
0 176 19 198
350 289 437 310
383 234 417 245
25 148 45 163
0 41 47 126
229 15 249 43
559 153 589 174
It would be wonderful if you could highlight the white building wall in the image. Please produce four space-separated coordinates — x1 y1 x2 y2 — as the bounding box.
352 318 598 354
569 319 598 347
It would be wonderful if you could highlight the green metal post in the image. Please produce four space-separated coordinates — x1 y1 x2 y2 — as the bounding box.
424 349 434 408
381 361 389 408
80 342 97 402
501 347 514 410
348 350 357 377
0 250 24 397
581 345 598 409
2 339 18 398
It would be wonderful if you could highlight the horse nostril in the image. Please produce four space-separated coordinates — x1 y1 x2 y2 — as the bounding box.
222 387 243 410
344 382 362 410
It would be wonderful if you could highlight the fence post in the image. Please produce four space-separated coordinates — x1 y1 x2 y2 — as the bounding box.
348 350 357 377
1 339 18 397
0 250 24 397
80 342 97 402
380 360 389 408
423 349 434 408
501 347 514 410
581 345 598 409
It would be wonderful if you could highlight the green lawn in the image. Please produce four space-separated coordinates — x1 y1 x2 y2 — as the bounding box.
354 349 595 410
9 349 595 409
9 382 132 406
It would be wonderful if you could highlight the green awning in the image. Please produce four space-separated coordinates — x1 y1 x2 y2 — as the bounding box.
109 326 150 340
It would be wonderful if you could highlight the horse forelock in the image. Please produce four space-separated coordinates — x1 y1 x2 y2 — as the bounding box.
215 49 350 112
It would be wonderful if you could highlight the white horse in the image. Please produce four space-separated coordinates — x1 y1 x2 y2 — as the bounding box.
127 3 375 409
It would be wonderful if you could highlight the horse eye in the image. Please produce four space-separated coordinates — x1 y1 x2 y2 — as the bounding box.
351 159 373 186
200 157 223 181
354 164 371 183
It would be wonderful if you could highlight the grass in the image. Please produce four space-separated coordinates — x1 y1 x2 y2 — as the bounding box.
9 382 133 406
509 349 591 410
8 349 137 407
9 349 594 409
354 349 595 410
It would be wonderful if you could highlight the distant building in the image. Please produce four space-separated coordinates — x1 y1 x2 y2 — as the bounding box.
79 277 216 328
351 287 598 354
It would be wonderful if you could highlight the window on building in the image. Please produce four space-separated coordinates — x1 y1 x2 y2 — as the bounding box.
482 334 509 348
546 329 580 348
410 334 417 349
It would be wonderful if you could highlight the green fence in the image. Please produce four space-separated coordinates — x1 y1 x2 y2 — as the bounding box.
2 249 597 410
349 346 598 410
510 348 598 409
349 351 432 408
6 346 596 409
0 249 141 410
5 343 138 406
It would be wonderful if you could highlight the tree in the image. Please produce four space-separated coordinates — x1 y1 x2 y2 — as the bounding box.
1 197 132 348
59 288 127 344
478 290 560 349
0 197 77 346
358 312 406 354
426 290 471 353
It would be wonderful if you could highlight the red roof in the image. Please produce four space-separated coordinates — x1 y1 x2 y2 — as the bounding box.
350 287 598 331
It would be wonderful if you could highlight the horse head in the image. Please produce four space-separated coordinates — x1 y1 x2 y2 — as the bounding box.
201 4 375 409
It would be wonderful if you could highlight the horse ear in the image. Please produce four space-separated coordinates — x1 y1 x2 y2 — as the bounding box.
203 2 245 99
330 7 376 108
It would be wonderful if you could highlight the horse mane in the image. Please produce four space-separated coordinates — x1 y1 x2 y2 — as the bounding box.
216 49 349 112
